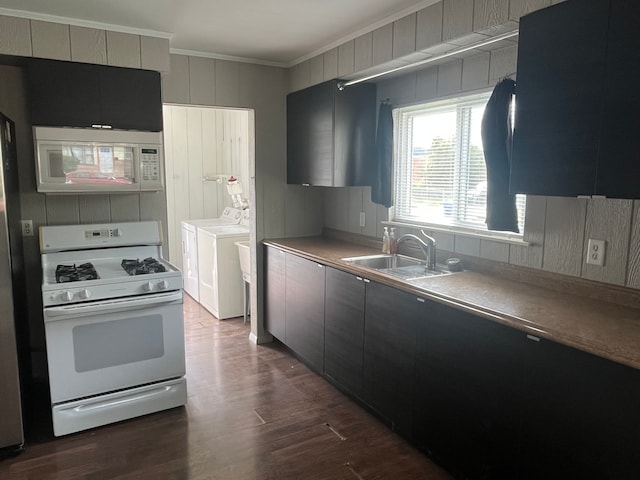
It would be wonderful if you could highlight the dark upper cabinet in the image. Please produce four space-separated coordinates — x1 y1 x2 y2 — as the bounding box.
286 79 376 187
27 58 163 132
324 267 366 398
510 0 610 197
597 0 640 197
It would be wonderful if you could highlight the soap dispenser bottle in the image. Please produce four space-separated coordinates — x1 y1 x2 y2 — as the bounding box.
382 227 390 254
389 227 397 254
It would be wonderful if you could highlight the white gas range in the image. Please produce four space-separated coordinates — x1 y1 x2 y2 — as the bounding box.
40 221 187 437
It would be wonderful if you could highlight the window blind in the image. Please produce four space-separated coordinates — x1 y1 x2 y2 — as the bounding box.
394 93 526 233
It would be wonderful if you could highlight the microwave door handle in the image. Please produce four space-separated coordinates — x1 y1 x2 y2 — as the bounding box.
43 292 182 321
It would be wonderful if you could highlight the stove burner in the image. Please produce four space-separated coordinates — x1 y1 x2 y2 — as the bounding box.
56 263 99 283
121 257 167 276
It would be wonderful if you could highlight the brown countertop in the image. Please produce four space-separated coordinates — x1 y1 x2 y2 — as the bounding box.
264 236 640 371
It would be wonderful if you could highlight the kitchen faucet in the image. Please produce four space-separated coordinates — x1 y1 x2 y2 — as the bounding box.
396 230 437 269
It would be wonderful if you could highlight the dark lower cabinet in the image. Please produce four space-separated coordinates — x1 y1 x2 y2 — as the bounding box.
284 254 325 372
363 281 417 436
324 268 366 397
413 299 526 479
264 246 286 341
520 335 640 480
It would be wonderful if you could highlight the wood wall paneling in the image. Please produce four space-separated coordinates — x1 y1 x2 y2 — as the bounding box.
215 60 242 107
489 44 518 83
348 187 364 234
309 55 325 86
70 26 107 65
162 54 190 103
30 20 71 61
354 33 374 72
284 185 308 237
187 108 205 219
416 3 444 52
542 197 586 277
78 195 111 223
162 107 178 265
106 31 141 68
480 239 510 263
626 201 640 288
140 36 170 73
110 194 141 222
323 188 338 230
473 0 510 33
392 14 417 59
509 0 552 21
582 198 632 286
0 15 32 56
416 67 439 100
45 196 80 225
188 56 216 105
338 40 355 77
362 188 379 238
304 187 325 235
436 60 463 97
323 48 339 82
372 24 394 66
519 195 546 269
462 52 490 91
201 107 221 219
455 235 481 257
432 231 455 253
443 0 475 42
334 188 350 232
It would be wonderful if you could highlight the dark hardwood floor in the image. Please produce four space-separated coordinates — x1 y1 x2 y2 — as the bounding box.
0 295 451 479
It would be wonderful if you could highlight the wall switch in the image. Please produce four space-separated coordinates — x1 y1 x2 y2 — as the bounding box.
359 212 365 228
586 238 605 266
21 220 33 237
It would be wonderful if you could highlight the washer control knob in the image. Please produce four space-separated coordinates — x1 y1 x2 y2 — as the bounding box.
143 282 154 292
158 280 169 290
60 291 74 302
79 289 91 300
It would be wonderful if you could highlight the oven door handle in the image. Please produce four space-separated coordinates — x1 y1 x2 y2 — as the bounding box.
43 292 183 321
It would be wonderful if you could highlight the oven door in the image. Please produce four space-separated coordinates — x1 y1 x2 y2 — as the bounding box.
43 291 185 404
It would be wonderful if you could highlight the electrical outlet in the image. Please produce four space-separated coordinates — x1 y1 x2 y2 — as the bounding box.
586 239 605 266
21 220 33 237
359 212 365 228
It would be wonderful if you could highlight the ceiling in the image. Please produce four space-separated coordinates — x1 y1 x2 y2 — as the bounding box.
0 0 440 66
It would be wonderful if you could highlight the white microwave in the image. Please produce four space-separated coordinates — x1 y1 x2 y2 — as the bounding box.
34 126 164 194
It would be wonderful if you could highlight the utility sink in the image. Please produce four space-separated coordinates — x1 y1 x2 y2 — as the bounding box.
342 254 456 280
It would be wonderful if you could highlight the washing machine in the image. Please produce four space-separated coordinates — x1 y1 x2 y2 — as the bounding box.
196 223 249 319
181 207 243 301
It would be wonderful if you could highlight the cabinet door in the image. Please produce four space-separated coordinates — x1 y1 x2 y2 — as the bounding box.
284 254 325 372
521 335 640 479
99 67 163 131
510 0 610 196
413 300 525 479
324 268 366 398
286 87 309 184
27 59 101 128
363 281 417 436
306 81 334 186
264 246 286 341
597 1 640 197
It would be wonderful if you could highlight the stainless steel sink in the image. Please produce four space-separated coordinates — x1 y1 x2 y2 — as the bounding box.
342 254 424 269
342 254 456 280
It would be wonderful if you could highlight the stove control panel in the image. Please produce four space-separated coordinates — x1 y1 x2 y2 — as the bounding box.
84 228 121 239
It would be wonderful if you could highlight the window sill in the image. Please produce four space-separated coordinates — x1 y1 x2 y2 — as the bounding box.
383 220 530 247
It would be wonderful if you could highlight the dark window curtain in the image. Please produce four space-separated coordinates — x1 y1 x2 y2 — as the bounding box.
371 101 393 208
481 78 519 233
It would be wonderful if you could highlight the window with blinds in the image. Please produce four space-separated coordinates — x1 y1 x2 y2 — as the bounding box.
393 93 525 234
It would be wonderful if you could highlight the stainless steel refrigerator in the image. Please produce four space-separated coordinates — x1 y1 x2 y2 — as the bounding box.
0 111 25 454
